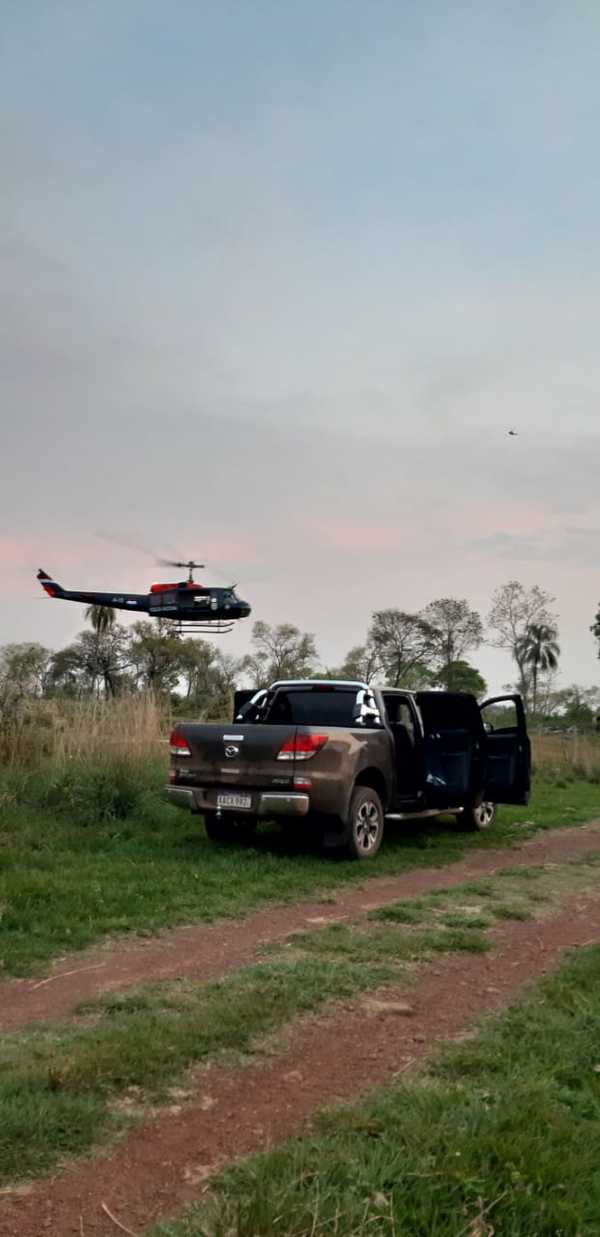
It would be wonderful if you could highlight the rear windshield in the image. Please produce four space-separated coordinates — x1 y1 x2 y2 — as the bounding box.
264 687 380 728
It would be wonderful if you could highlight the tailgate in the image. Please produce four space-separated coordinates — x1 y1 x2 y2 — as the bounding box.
175 723 295 788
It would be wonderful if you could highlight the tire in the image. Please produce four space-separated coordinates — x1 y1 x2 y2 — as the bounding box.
345 786 384 860
459 801 497 831
204 813 257 843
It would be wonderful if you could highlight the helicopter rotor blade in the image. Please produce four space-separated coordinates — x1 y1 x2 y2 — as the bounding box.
157 558 206 572
96 531 157 559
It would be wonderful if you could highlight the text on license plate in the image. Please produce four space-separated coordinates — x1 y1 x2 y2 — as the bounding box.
217 793 252 810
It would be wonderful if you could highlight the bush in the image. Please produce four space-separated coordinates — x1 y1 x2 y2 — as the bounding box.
0 758 166 826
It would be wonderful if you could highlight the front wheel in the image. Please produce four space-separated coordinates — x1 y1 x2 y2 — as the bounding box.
459 801 497 831
345 786 384 860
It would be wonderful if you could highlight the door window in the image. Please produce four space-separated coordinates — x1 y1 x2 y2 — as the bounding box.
481 699 520 733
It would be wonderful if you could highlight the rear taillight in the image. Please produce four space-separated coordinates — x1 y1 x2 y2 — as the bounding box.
277 734 328 762
170 730 191 757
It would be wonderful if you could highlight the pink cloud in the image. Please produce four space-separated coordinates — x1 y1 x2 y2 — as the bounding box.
460 502 550 538
0 533 98 572
309 520 407 553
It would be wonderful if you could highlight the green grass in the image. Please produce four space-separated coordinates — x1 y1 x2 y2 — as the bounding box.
0 774 597 976
155 944 600 1237
370 854 600 934
0 908 494 1186
1 848 598 1189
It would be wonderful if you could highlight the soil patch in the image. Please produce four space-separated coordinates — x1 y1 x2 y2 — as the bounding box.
2 819 599 1032
2 888 600 1236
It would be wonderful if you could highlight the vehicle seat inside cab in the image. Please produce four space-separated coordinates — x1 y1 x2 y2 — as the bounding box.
383 695 418 796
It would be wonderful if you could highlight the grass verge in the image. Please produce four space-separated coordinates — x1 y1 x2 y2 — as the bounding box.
155 943 600 1237
0 776 597 976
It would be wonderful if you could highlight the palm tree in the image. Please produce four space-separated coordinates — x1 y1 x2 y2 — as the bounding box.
85 605 118 695
515 623 560 715
85 605 116 636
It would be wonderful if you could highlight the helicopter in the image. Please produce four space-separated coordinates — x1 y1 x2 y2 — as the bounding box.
36 560 252 633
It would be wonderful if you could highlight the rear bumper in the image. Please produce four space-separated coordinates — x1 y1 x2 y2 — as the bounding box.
165 786 310 818
166 786 197 811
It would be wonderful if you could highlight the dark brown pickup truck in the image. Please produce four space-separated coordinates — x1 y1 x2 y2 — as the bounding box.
167 679 531 859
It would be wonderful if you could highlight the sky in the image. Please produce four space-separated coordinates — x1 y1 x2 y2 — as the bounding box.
2 0 600 692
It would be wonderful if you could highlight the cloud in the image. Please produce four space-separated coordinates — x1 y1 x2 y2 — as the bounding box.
470 529 600 568
309 520 407 554
2 3 600 692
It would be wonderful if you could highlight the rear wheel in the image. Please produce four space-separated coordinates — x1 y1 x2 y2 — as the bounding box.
459 801 496 831
203 813 257 843
345 786 384 860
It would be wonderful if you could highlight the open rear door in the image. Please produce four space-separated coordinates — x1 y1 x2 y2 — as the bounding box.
233 689 257 721
416 692 485 809
480 695 531 805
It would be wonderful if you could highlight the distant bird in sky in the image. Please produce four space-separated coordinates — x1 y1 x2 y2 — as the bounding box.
507 428 519 436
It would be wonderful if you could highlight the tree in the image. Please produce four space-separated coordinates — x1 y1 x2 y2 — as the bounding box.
82 605 123 695
47 643 92 696
515 623 560 716
75 627 129 696
487 581 557 698
174 641 242 719
0 643 52 718
128 621 184 694
545 684 600 730
204 651 240 720
85 604 117 636
368 609 437 687
176 638 217 701
421 598 483 668
241 622 318 688
434 659 487 696
327 643 380 683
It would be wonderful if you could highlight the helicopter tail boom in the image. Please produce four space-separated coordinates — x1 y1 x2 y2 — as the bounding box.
37 569 66 599
37 570 148 613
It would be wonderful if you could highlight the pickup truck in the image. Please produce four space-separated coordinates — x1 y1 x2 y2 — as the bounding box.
167 679 531 859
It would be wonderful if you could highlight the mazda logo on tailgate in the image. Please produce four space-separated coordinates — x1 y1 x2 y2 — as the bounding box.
225 745 240 758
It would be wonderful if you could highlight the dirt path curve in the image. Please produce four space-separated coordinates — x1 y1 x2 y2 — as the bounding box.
2 819 600 1032
3 890 600 1237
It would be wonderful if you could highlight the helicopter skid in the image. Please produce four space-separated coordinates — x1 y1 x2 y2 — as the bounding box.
173 620 235 634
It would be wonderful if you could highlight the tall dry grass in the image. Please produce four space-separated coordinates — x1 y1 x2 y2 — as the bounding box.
0 694 173 822
0 693 168 769
532 732 600 781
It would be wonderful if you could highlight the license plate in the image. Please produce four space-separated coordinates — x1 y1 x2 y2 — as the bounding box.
216 793 252 810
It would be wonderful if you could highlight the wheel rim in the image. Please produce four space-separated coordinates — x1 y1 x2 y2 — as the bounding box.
475 801 495 828
354 800 381 852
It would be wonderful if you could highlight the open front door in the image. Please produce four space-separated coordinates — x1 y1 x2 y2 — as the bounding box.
480 695 531 805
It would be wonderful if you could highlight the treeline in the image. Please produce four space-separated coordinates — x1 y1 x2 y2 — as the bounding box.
2 581 600 730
